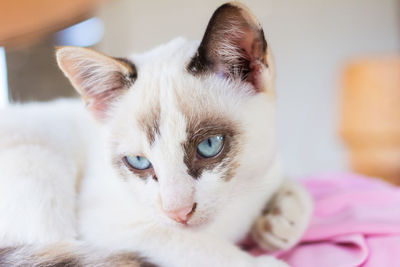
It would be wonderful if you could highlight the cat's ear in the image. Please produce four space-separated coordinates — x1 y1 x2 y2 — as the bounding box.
56 47 137 121
188 2 273 93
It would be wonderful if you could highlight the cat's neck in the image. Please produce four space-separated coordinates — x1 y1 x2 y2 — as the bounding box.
204 157 283 242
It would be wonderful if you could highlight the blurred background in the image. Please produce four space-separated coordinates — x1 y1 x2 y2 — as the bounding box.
0 0 399 182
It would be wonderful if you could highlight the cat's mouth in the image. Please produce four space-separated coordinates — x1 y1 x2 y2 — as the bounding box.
159 199 215 229
172 211 213 230
174 217 208 229
162 210 212 229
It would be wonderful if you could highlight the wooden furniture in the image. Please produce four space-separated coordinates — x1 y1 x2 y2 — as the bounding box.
0 0 103 47
340 58 400 185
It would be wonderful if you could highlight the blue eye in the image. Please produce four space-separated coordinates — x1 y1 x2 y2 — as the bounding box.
197 136 224 158
124 155 152 170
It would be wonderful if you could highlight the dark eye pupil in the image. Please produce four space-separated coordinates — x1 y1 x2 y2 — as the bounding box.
207 138 212 147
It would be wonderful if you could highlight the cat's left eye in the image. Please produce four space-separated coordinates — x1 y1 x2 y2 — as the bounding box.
123 155 152 170
197 135 224 158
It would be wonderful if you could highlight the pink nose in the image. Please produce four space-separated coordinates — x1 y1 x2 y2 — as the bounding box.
163 203 197 224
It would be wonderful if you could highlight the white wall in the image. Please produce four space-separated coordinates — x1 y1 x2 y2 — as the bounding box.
97 0 400 178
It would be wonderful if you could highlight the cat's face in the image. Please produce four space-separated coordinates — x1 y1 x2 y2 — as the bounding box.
57 2 276 228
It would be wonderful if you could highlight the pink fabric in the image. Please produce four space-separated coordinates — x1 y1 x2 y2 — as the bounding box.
246 173 400 267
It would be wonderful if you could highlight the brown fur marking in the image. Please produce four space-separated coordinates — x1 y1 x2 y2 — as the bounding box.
0 245 82 267
113 57 138 84
137 105 161 146
105 252 158 267
182 115 241 181
109 104 160 181
0 247 17 265
0 245 157 267
187 2 268 89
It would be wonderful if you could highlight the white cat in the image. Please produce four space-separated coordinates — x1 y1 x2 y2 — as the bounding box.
0 2 312 267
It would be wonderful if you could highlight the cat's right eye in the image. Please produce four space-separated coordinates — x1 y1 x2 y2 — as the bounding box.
123 155 152 170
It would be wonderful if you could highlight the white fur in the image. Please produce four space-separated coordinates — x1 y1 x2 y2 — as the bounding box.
0 37 303 267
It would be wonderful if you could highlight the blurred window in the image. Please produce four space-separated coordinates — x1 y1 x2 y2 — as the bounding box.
0 47 8 108
55 17 103 47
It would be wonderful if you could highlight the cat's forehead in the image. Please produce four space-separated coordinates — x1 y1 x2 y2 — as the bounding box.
110 38 252 151
123 76 238 146
111 67 244 181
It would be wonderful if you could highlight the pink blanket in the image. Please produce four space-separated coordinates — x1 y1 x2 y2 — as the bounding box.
247 173 400 267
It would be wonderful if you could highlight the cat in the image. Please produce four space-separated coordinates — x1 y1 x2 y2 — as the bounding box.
0 2 312 267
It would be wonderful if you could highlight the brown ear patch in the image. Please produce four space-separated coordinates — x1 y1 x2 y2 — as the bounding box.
114 57 138 82
187 2 268 92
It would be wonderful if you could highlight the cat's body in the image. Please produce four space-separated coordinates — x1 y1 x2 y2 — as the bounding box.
0 3 312 267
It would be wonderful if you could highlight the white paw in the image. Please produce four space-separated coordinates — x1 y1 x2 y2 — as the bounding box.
255 255 290 267
251 180 313 251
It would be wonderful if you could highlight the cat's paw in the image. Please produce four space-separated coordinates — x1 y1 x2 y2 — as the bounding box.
251 180 313 251
255 256 290 267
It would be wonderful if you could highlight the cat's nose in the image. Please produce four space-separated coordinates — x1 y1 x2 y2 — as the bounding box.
162 203 197 224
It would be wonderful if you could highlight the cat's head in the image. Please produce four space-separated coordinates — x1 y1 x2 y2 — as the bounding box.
57 2 277 229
